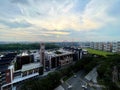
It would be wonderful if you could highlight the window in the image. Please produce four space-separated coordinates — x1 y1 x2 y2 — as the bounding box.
34 68 39 73
22 71 27 77
29 70 33 75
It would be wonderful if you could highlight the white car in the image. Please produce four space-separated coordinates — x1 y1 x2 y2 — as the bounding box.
82 85 87 89
74 74 77 78
68 85 72 89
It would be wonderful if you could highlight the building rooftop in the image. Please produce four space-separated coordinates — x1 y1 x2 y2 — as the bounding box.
0 55 4 58
0 65 8 72
21 63 42 72
17 52 29 57
0 59 12 64
45 49 73 57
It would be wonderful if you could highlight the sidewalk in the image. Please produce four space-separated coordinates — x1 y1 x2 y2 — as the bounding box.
54 85 65 90
85 67 98 83
84 67 105 89
88 83 105 88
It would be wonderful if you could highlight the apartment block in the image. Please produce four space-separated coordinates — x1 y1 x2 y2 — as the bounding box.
103 42 112 52
112 42 118 53
45 49 74 70
117 42 120 52
93 42 99 50
90 42 94 49
98 42 104 50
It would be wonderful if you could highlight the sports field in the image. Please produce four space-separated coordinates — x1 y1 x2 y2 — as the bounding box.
86 48 113 56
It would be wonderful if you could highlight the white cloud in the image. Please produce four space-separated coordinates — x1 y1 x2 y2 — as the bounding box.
0 0 119 41
14 0 116 32
83 0 116 27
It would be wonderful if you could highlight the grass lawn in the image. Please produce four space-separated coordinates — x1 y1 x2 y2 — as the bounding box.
86 48 113 57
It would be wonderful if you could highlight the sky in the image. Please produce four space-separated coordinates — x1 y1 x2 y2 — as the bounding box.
0 0 120 42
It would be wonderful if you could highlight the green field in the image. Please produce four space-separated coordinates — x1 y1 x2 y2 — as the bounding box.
86 48 113 56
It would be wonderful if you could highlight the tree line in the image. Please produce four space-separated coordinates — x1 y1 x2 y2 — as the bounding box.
0 43 60 51
97 54 120 90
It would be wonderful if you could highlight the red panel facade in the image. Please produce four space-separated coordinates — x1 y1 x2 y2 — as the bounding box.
6 69 11 83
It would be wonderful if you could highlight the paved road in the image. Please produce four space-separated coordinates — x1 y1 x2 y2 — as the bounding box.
67 71 85 90
61 71 83 90
62 77 83 90
61 71 96 90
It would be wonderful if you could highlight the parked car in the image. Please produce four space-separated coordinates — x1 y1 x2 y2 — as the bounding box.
74 74 77 78
68 85 72 89
82 85 87 89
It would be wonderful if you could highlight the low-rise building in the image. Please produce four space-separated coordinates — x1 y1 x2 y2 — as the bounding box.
1 63 43 90
45 49 74 70
15 54 34 70
0 43 84 90
0 51 43 90
63 47 82 60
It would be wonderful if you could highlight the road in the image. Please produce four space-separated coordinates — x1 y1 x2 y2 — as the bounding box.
61 71 95 90
52 68 102 90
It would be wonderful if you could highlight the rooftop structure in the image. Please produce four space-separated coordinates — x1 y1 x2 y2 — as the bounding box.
21 63 42 72
0 44 83 90
45 48 74 70
45 49 73 57
1 62 43 90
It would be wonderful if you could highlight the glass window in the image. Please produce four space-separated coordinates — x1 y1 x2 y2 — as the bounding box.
22 71 27 77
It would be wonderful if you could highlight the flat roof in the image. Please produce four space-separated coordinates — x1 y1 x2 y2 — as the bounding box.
0 65 8 72
45 49 73 57
0 59 11 72
21 63 42 72
2 73 39 88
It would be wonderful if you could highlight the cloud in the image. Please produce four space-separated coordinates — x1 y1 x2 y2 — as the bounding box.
11 0 29 5
14 0 116 31
0 19 32 28
0 0 120 41
83 0 116 24
0 24 70 42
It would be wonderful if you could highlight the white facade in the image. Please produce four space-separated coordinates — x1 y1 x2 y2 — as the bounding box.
85 41 120 53
98 42 103 50
32 51 40 62
103 42 112 52
117 42 120 52
94 42 99 50
90 42 94 49
112 42 117 53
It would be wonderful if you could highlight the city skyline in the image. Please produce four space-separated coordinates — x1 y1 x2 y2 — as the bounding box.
0 0 120 42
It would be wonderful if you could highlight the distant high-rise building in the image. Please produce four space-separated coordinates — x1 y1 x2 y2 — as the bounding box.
112 42 117 53
40 43 45 69
103 42 112 52
117 42 120 52
94 42 99 50
90 42 94 49
98 42 104 50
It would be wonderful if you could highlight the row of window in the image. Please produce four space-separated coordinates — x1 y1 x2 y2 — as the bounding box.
60 60 72 66
22 68 39 77
0 72 6 85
